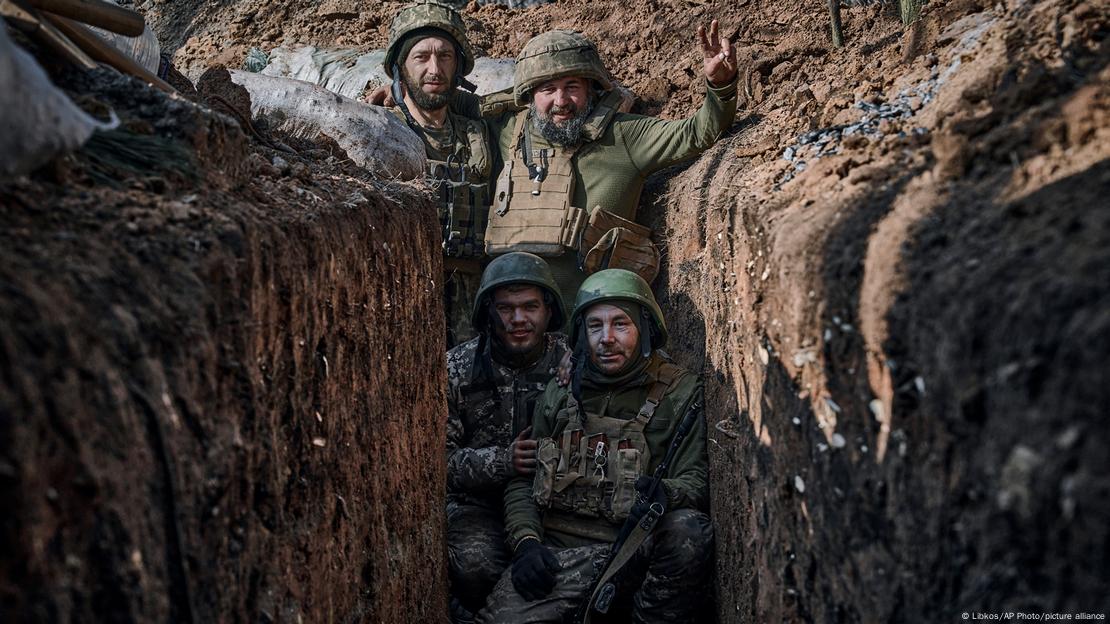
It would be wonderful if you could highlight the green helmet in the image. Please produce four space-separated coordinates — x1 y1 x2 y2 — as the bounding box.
384 1 475 79
471 252 566 332
513 30 612 106
571 269 667 349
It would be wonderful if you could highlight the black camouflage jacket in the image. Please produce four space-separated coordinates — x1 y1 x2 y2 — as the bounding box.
446 333 570 505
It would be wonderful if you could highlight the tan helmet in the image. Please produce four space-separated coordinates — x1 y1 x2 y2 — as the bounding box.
513 30 612 106
384 1 475 79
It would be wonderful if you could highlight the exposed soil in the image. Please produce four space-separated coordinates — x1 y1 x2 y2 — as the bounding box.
0 69 449 622
2 0 1108 621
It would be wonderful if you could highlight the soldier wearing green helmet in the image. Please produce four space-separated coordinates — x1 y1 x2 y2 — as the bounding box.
384 1 492 346
477 269 712 624
445 252 571 622
479 21 739 315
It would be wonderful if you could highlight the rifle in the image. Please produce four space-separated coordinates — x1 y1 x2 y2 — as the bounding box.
575 398 703 623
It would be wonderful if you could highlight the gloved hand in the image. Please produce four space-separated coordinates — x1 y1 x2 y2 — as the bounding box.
511 538 561 601
631 476 668 520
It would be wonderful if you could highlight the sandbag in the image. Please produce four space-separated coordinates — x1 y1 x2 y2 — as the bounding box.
0 26 117 178
227 69 426 180
88 0 160 74
258 45 516 98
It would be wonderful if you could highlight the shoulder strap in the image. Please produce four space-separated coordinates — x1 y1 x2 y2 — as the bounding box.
633 361 683 427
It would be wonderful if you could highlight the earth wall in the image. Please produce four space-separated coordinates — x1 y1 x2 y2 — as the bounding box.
0 91 448 621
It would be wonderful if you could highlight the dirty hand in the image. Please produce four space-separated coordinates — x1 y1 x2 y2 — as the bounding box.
555 351 573 387
511 538 561 601
698 19 737 87
510 427 537 476
363 84 395 107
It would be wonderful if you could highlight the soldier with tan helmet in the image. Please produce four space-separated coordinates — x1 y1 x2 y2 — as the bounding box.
384 1 492 346
476 269 711 624
483 22 739 314
446 252 571 622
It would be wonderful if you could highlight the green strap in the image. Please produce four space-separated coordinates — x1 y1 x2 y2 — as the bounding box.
581 502 664 624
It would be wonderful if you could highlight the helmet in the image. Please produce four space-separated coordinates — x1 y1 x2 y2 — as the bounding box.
571 269 667 348
513 30 612 106
471 253 566 332
384 1 475 79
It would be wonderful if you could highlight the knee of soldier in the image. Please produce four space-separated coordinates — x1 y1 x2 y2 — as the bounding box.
652 509 714 569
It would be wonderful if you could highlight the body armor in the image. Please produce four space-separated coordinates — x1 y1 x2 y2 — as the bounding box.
531 361 682 525
427 115 492 258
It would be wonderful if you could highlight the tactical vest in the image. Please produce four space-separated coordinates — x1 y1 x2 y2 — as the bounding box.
531 361 682 526
485 97 661 283
485 94 621 257
426 115 492 259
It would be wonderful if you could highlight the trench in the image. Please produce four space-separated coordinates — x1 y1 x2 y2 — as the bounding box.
3 0 1110 621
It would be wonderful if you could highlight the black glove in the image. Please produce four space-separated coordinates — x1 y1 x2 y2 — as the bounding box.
511 538 561 601
631 476 668 520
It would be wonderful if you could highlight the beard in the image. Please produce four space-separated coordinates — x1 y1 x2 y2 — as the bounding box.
531 98 594 147
402 69 453 111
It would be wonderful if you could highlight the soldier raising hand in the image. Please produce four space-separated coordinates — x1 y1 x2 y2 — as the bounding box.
698 19 738 87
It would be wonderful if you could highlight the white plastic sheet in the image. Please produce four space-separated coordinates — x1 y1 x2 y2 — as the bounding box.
259 46 516 99
227 69 426 180
0 27 117 178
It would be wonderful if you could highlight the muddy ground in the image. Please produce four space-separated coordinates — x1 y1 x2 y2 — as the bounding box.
3 0 1109 621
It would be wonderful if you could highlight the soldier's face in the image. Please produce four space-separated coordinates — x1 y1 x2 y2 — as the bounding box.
585 304 640 375
532 77 591 124
403 36 457 109
491 285 552 354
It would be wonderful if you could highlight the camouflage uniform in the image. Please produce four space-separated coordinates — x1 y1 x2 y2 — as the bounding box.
477 270 713 624
446 253 571 615
446 333 571 613
385 1 493 347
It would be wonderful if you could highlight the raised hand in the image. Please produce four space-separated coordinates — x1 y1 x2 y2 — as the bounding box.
698 19 737 87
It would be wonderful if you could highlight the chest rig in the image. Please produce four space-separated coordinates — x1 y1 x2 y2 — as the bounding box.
531 361 681 524
424 115 492 259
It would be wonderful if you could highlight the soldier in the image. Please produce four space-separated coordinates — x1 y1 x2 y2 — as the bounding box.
477 269 711 624
483 22 739 313
384 1 491 346
446 252 572 622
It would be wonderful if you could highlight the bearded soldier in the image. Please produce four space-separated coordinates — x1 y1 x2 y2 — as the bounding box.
384 1 491 346
446 252 572 621
482 22 739 314
477 269 711 624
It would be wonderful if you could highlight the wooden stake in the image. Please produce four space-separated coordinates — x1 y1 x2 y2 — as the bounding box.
1 0 97 69
43 12 175 94
25 0 144 37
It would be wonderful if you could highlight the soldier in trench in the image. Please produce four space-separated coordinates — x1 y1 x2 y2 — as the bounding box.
445 252 571 622
382 1 491 347
372 20 739 324
476 269 711 624
480 22 739 316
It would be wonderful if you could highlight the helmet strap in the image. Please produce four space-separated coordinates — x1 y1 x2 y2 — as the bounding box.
392 63 426 137
570 324 588 411
639 305 653 358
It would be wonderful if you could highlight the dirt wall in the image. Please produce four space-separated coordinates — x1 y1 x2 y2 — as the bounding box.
642 0 1110 621
0 92 448 621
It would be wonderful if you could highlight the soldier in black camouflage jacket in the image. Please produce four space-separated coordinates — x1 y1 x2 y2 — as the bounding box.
446 252 570 620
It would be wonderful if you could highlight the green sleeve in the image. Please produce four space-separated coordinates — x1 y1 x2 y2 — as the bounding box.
618 78 738 176
661 385 708 511
503 380 563 550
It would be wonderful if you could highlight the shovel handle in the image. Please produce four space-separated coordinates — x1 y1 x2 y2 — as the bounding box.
26 0 145 37
45 13 175 94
